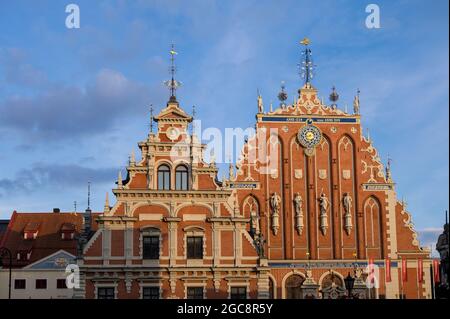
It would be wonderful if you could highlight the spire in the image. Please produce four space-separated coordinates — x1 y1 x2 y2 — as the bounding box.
104 192 110 213
149 104 154 133
83 182 92 236
299 38 314 86
164 44 182 102
87 182 91 210
353 89 360 114
277 81 288 107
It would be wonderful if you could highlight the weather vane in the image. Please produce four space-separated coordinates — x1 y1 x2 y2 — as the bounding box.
299 37 314 85
164 44 182 98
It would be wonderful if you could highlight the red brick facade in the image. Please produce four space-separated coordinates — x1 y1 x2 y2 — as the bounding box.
76 79 431 299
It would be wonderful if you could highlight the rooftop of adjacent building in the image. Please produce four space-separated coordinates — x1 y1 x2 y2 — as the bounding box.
0 210 100 268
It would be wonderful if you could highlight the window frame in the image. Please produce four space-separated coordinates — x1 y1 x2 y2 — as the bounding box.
14 279 26 290
142 235 160 260
187 236 203 259
186 286 204 299
56 278 67 289
157 164 171 190
142 286 160 299
230 286 247 299
97 287 115 299
35 279 47 289
175 165 189 190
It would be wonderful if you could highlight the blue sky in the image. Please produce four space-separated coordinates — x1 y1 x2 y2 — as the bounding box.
0 0 448 253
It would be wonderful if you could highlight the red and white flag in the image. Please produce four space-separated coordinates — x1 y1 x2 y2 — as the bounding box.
417 258 423 283
433 259 440 283
402 258 408 282
385 258 391 282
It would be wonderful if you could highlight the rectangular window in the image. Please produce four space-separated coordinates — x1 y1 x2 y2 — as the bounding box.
187 287 203 299
35 279 47 289
98 287 115 299
14 279 26 289
142 287 160 299
187 236 203 259
57 279 67 289
230 287 247 299
143 236 160 259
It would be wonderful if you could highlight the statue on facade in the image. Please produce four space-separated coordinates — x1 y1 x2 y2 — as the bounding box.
250 209 260 237
436 222 449 295
270 192 281 235
319 193 329 235
293 193 304 235
343 192 353 235
353 89 360 114
253 233 266 258
257 93 264 113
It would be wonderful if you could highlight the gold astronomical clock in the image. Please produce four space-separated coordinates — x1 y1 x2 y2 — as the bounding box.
297 119 322 156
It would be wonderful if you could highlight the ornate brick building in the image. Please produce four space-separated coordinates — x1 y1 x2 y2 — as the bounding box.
75 42 431 299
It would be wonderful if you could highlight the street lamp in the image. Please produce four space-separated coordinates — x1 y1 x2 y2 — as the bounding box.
0 247 12 299
344 272 355 299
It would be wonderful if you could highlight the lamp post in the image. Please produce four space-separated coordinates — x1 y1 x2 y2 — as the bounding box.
344 272 355 299
0 247 12 299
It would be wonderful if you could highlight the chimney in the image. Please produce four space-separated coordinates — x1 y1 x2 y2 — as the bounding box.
53 208 60 213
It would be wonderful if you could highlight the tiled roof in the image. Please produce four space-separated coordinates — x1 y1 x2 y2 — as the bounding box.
0 211 100 268
0 220 9 243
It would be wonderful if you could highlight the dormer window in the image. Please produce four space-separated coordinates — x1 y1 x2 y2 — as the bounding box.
60 223 76 240
23 222 40 240
17 250 31 261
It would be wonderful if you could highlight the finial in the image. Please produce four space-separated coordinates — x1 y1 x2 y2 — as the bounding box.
329 86 339 108
104 192 110 213
366 128 371 142
74 201 77 213
149 104 154 133
191 105 196 138
402 197 408 210
344 104 348 113
164 44 182 100
270 100 273 112
353 89 360 114
118 170 123 188
299 38 314 86
130 150 135 166
277 81 288 107
87 182 91 209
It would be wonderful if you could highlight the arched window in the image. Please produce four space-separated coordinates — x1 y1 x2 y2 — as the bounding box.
157 164 171 190
285 274 305 299
175 165 188 190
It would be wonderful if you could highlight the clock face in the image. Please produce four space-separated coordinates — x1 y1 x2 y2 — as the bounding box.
298 124 322 149
166 127 180 140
